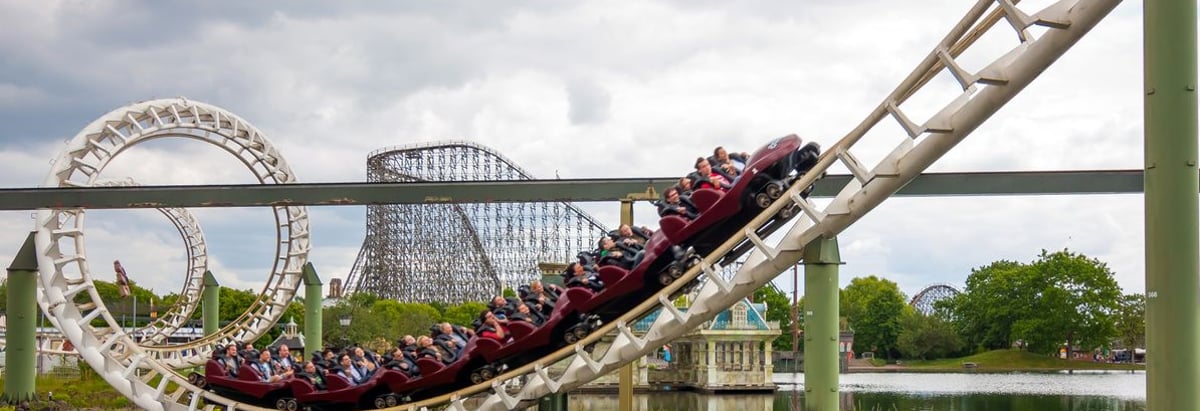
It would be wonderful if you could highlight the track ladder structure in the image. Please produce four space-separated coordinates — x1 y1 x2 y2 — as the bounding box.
28 0 1120 409
1 177 210 353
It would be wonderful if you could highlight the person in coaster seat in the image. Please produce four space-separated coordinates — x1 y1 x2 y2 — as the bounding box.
256 348 291 383
275 345 298 375
657 186 699 219
524 281 559 316
385 346 418 377
675 176 694 196
352 346 380 372
612 224 652 250
508 301 544 326
691 157 731 192
488 295 517 318
299 361 326 390
709 146 749 180
337 354 368 385
524 296 549 320
433 336 460 364
220 344 243 377
476 310 510 343
564 262 605 292
436 322 473 349
416 336 447 363
597 236 636 270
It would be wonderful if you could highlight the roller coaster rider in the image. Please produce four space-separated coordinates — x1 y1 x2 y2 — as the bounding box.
708 146 750 179
657 186 699 220
298 361 326 390
220 344 242 377
691 157 732 192
476 310 510 342
563 262 604 292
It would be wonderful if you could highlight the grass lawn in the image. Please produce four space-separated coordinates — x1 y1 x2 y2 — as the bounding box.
897 349 1144 372
0 372 134 410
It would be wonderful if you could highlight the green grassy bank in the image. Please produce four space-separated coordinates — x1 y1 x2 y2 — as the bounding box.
882 349 1144 372
0 372 135 410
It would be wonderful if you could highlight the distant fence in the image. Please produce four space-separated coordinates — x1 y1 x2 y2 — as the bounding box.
0 351 82 380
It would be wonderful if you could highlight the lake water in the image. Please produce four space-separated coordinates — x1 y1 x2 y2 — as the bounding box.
569 371 1146 411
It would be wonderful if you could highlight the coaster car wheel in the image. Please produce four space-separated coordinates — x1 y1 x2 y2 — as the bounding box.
470 369 487 385
667 263 684 278
564 330 580 345
778 204 798 220
658 272 674 286
766 181 785 199
755 192 772 209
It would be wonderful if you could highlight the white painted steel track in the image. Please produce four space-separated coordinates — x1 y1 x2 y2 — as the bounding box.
34 99 311 410
30 0 1118 409
0 177 209 354
92 178 212 346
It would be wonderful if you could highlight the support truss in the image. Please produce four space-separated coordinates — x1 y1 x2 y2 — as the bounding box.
346 141 609 303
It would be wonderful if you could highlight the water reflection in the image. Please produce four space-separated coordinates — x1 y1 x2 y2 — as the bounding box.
777 372 1146 400
570 392 1145 411
570 372 1146 411
569 391 776 411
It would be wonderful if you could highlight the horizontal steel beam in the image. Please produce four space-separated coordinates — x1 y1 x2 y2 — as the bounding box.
0 170 1148 210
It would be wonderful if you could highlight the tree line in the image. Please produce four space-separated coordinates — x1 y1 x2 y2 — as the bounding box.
0 248 1145 361
753 249 1145 360
0 279 484 350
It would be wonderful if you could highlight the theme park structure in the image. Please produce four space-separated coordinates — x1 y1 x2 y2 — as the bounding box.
345 142 610 304
20 0 1125 410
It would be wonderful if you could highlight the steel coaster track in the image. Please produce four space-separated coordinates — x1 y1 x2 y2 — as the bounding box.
0 177 209 353
33 98 311 410
92 178 212 346
28 0 1118 409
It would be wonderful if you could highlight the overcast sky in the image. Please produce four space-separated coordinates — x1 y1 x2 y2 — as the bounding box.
0 1 1150 304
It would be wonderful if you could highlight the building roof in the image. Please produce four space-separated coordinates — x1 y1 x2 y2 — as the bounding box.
632 298 776 332
706 300 772 331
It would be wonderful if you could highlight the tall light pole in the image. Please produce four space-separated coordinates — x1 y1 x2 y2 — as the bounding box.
339 313 352 350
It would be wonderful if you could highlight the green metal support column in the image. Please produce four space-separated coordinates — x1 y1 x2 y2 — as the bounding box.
537 392 569 411
201 271 220 336
4 233 38 402
1145 0 1199 408
618 199 634 411
803 237 840 411
302 262 324 353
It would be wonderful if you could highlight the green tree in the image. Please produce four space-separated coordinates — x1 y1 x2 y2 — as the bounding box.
1012 250 1121 355
442 301 489 327
320 293 442 351
941 260 1031 351
945 250 1122 355
217 287 259 326
840 276 907 358
897 310 964 360
1113 293 1145 349
753 283 797 351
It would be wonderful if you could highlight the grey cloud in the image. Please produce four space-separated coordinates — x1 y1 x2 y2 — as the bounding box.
565 78 611 124
0 0 1151 297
